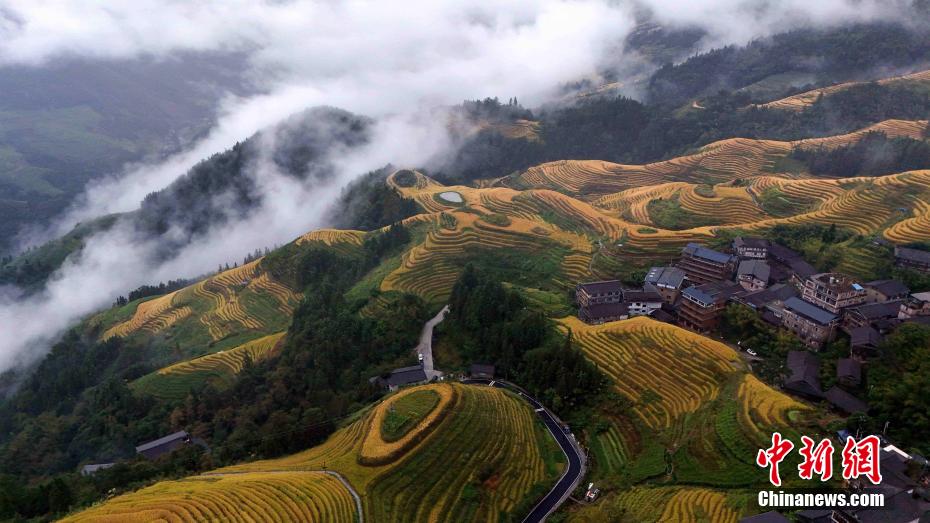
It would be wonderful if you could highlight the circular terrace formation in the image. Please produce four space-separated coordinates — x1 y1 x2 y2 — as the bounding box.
359 383 457 466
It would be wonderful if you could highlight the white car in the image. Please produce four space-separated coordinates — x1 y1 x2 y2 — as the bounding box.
418 353 424 362
746 349 757 357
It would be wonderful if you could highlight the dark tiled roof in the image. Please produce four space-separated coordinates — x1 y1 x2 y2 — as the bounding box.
895 246 930 263
577 280 622 295
837 358 861 381
582 302 629 320
739 283 797 308
849 326 882 348
386 365 427 387
849 302 901 321
136 431 188 454
768 283 798 301
738 259 771 281
651 309 676 323
734 237 770 250
768 243 802 261
682 280 743 306
785 351 822 398
824 386 867 413
785 297 837 325
470 363 495 376
644 266 686 288
623 289 662 302
787 258 817 279
865 279 910 297
682 243 734 264
739 510 790 523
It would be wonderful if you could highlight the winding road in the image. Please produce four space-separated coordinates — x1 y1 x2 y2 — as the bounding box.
415 305 448 380
463 379 586 523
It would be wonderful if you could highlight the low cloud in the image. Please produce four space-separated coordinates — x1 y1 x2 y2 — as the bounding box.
0 0 921 373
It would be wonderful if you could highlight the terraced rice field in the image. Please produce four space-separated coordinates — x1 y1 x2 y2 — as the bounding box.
560 316 740 430
381 210 589 302
568 486 739 523
60 471 357 522
756 69 930 111
297 228 366 253
133 332 286 400
219 383 563 523
101 291 190 340
738 374 809 441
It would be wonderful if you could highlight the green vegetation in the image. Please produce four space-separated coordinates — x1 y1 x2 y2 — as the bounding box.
757 186 813 217
381 389 441 442
791 132 930 178
647 197 721 230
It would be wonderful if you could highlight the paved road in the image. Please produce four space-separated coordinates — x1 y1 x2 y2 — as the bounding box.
415 305 448 380
463 379 586 523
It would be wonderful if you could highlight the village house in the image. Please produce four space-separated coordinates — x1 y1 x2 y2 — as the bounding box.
135 431 205 460
677 280 743 332
575 280 622 307
677 243 738 285
733 237 769 259
579 302 629 324
894 246 930 272
732 283 797 324
624 287 663 316
843 301 902 330
898 291 930 319
371 365 428 391
836 358 862 388
736 259 770 291
469 363 495 379
801 272 867 314
824 386 868 414
847 325 882 357
783 350 823 399
768 243 817 283
863 279 910 303
643 266 686 304
781 297 838 349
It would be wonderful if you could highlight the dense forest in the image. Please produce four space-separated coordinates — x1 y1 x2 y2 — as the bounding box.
791 131 930 178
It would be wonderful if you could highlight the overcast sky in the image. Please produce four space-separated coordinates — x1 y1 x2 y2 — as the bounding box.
0 0 917 373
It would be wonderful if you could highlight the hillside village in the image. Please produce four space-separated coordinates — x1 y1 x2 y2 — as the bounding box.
577 238 930 522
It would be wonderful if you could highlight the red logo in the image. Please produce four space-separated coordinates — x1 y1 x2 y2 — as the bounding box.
756 432 794 487
757 434 882 486
841 435 882 485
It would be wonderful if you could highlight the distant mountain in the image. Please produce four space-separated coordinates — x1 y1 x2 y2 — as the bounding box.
0 52 255 254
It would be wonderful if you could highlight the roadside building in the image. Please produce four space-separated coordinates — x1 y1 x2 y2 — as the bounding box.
844 301 902 329
624 287 663 316
677 280 743 332
733 237 769 259
782 297 838 349
575 280 623 307
894 246 930 272
863 279 910 303
801 272 867 313
469 363 495 379
783 350 823 399
737 259 771 291
836 358 862 388
733 282 797 319
678 243 737 284
371 365 428 391
643 266 686 304
136 431 192 460
579 302 629 324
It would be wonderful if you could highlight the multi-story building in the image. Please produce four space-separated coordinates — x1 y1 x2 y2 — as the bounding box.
678 243 737 285
624 288 663 317
801 273 867 314
677 280 743 332
782 297 839 349
898 291 930 319
733 237 769 259
737 259 770 291
643 266 686 304
576 280 623 307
